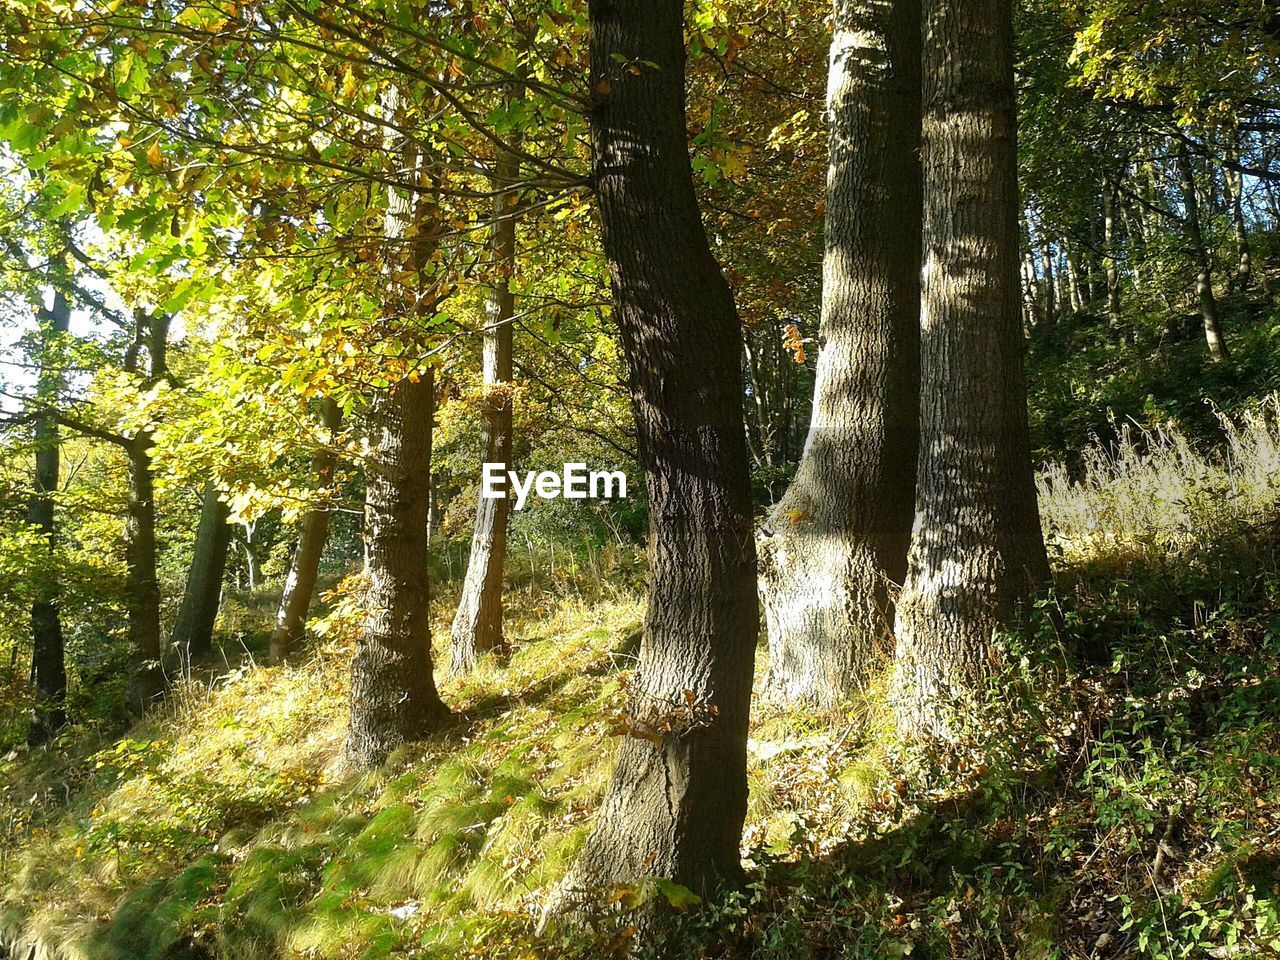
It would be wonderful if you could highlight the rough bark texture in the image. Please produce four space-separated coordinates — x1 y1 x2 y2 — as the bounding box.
450 142 519 674
27 292 70 746
270 398 341 661
893 0 1049 736
1176 145 1230 363
550 0 759 910
344 95 449 769
125 311 169 710
344 370 449 768
756 0 921 707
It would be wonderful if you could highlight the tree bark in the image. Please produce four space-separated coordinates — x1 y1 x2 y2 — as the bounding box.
1038 237 1057 324
270 398 341 661
756 0 921 707
1103 178 1123 330
551 0 760 909
344 89 450 769
1223 139 1252 289
450 122 520 674
125 310 168 710
1175 144 1230 363
345 370 449 768
1063 240 1083 313
893 0 1049 737
170 483 232 664
27 291 70 746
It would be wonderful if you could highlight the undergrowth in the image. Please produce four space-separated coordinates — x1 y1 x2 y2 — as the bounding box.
2 403 1280 959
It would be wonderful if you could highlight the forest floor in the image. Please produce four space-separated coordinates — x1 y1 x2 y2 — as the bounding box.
3 400 1280 957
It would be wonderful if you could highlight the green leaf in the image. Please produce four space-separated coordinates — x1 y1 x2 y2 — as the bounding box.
49 185 86 218
161 278 198 314
648 878 700 911
10 121 44 151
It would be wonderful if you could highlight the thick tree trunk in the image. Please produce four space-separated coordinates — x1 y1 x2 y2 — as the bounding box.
893 0 1049 737
171 483 232 664
551 0 760 909
450 139 519 674
756 0 920 707
270 398 341 661
27 292 70 746
345 370 449 767
344 91 450 768
1103 179 1123 330
1175 144 1230 363
125 311 169 710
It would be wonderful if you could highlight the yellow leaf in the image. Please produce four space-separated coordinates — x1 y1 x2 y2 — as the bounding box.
146 142 163 168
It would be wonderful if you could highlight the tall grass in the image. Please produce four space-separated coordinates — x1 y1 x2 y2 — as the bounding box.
1037 393 1280 569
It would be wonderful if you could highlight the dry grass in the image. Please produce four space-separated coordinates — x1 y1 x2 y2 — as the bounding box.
1037 393 1280 570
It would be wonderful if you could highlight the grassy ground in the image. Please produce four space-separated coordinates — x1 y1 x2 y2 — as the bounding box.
3 397 1280 959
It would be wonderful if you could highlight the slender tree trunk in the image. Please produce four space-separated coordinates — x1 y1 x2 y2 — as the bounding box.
757 0 921 707
125 311 169 710
551 0 759 908
1057 251 1072 320
1064 241 1083 312
27 292 70 746
270 398 341 661
1121 192 1147 291
344 90 450 768
1088 199 1104 303
893 0 1049 736
1103 178 1123 330
170 483 232 664
1038 237 1057 324
1223 140 1252 289
236 522 261 591
1020 249 1042 333
1175 144 1230 363
451 120 520 674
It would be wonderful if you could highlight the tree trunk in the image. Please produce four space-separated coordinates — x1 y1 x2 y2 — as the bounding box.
1020 249 1042 333
125 310 169 710
893 0 1049 737
1223 139 1252 289
552 0 760 908
27 292 70 746
756 0 921 707
270 398 341 661
1175 144 1229 363
450 121 520 674
171 483 232 664
345 369 449 767
1038 237 1057 324
1103 178 1123 330
236 521 261 591
1088 199 1104 303
344 89 450 769
1064 241 1083 312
